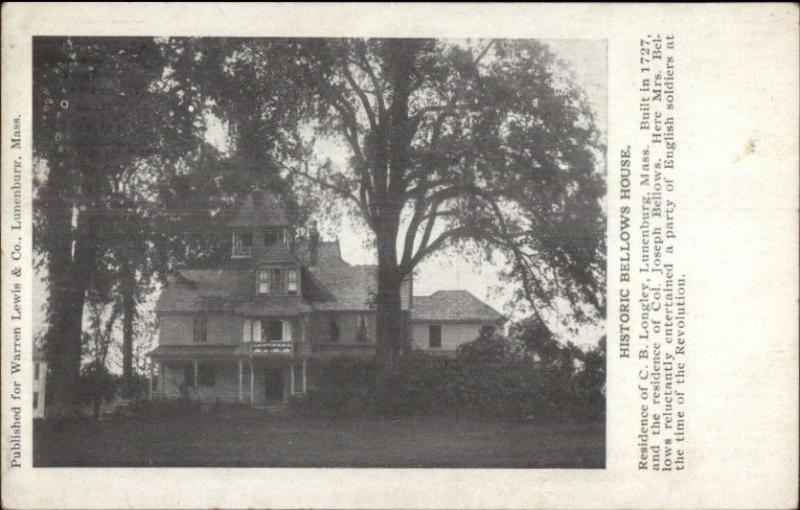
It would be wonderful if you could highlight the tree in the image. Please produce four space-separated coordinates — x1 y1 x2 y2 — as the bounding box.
255 39 606 365
510 314 561 366
576 335 606 394
33 37 203 416
78 361 118 421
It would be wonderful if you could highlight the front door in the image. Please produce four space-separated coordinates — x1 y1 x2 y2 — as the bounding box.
264 368 283 401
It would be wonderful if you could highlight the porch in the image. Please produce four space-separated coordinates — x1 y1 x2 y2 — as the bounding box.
149 356 308 405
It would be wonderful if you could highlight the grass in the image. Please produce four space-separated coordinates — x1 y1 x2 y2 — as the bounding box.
34 411 604 468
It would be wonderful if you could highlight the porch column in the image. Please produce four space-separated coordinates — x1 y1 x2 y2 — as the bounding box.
249 360 254 405
238 360 243 403
159 362 165 393
290 364 295 395
302 359 307 393
149 362 154 400
193 359 199 389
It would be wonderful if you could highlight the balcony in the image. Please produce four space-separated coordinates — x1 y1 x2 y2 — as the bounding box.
247 341 311 357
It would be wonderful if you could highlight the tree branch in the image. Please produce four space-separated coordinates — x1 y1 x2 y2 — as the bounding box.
340 57 377 131
406 225 471 270
353 41 386 120
472 39 496 66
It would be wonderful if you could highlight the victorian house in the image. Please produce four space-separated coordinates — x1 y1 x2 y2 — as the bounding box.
148 191 503 405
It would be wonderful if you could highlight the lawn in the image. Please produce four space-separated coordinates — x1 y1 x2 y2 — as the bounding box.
34 411 604 468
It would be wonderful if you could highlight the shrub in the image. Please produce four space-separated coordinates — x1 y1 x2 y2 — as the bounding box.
455 333 522 365
78 361 118 420
289 337 605 421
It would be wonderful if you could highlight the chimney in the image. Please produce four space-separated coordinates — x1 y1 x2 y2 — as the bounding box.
308 222 320 266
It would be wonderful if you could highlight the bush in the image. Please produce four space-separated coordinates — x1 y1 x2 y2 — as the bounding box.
455 333 521 365
289 336 605 421
78 361 118 420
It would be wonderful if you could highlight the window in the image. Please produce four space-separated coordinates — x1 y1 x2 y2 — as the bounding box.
271 269 284 294
198 364 215 387
232 232 253 258
34 362 40 381
257 270 270 294
193 316 207 343
264 230 281 247
287 269 299 295
33 392 39 409
242 319 253 342
480 325 496 337
329 319 340 343
428 325 442 348
263 320 283 341
356 315 369 343
183 364 195 387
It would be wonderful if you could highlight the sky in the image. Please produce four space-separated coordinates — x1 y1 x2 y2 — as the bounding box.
33 38 607 349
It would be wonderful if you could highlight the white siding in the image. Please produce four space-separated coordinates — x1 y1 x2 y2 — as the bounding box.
411 322 491 352
33 361 47 419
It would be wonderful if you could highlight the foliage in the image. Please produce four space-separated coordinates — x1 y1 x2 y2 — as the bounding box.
34 36 606 413
575 335 606 397
77 361 118 420
34 37 312 411
292 334 605 420
33 37 207 414
455 331 522 365
509 314 561 365
198 38 607 360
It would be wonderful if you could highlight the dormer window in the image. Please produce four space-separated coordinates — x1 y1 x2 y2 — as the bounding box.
232 232 253 258
256 268 299 296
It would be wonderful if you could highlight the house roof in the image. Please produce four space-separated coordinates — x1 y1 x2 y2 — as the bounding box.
292 239 342 266
156 241 407 313
157 269 312 315
309 263 382 310
220 191 290 228
156 269 250 313
412 290 503 323
256 242 302 266
234 297 312 316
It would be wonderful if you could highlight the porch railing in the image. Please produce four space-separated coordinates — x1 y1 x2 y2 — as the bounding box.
250 341 292 355
248 341 311 357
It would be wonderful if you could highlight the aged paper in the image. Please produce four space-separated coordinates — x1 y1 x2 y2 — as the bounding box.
2 3 798 509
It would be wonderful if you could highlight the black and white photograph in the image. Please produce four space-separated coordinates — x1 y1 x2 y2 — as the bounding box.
31 36 607 468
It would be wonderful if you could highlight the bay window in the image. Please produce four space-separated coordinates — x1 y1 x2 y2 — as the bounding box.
287 269 299 295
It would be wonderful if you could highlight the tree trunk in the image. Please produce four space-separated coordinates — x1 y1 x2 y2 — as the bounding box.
121 266 136 397
375 265 403 368
374 219 406 371
45 200 98 419
93 398 101 421
46 281 86 419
